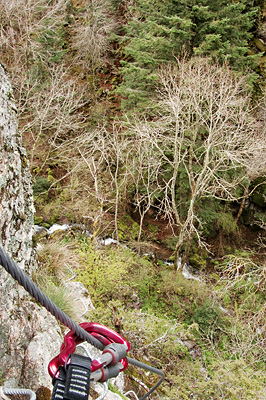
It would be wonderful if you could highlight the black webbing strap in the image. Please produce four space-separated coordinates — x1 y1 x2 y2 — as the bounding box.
64 354 92 400
51 367 67 400
51 354 92 400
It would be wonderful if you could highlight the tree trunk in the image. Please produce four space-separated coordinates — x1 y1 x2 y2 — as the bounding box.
235 182 250 224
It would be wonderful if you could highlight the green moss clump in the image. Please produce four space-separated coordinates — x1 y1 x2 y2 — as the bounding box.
117 215 140 241
189 250 208 270
34 215 44 225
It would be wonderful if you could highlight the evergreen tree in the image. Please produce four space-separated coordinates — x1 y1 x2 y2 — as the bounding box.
192 1 258 71
116 0 193 113
129 57 260 266
117 0 258 114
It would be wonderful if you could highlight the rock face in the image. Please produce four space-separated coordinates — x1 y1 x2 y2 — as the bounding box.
0 66 127 400
0 65 62 391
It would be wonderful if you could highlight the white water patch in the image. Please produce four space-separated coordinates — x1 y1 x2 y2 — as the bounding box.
164 260 174 266
34 225 47 234
182 264 201 281
46 223 70 235
164 257 182 269
101 237 119 246
162 258 201 281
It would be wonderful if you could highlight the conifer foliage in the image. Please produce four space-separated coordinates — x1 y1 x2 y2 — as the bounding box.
118 0 258 113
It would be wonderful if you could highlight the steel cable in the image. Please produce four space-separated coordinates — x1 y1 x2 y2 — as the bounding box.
0 245 165 399
3 388 36 400
0 245 104 351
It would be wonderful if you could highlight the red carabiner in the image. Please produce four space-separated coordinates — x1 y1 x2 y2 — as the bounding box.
48 322 130 378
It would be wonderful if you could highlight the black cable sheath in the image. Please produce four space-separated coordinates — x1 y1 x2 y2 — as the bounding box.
0 245 104 350
127 357 165 400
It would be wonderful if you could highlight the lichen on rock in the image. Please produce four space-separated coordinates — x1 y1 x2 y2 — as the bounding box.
0 65 62 391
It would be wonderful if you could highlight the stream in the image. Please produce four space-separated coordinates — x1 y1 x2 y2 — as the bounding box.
34 223 201 282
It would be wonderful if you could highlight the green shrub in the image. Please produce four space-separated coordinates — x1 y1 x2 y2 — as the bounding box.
117 215 140 241
156 270 210 320
192 300 224 338
76 238 131 305
189 249 208 270
196 360 266 400
217 211 238 235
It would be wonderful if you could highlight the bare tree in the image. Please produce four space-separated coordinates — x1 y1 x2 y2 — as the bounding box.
130 57 265 268
17 64 89 167
70 0 117 76
81 124 131 241
54 124 131 240
98 125 131 241
0 0 89 171
127 125 163 242
0 0 68 69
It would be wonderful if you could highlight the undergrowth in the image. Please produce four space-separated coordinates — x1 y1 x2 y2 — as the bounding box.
36 236 266 399
75 236 211 321
34 240 81 321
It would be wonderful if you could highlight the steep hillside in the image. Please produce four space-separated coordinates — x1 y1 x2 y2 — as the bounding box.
1 1 266 398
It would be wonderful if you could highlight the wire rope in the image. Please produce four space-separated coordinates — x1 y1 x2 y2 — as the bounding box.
0 245 165 399
0 246 104 350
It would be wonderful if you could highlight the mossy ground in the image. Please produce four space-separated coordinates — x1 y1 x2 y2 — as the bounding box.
36 233 266 399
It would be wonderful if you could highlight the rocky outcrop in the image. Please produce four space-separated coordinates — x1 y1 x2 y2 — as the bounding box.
0 66 128 400
0 64 62 391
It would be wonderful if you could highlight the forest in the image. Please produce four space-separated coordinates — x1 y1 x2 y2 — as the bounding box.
1 0 266 398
